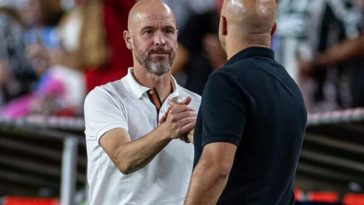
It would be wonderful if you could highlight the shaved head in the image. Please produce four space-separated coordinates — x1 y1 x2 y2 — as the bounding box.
128 0 176 31
222 0 276 35
219 0 276 57
124 0 178 76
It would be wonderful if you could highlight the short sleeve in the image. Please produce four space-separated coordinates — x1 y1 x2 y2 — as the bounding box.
201 72 248 146
84 87 128 143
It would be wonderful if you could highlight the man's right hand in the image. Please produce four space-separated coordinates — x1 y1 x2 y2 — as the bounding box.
160 96 197 139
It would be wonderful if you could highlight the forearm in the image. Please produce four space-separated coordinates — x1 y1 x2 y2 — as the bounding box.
184 160 229 205
102 100 196 174
114 126 172 174
316 36 364 66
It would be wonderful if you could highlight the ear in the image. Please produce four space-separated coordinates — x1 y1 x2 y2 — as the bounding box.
271 22 277 36
123 30 133 50
221 16 228 36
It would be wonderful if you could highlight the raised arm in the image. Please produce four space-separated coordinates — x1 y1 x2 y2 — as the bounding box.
100 98 196 174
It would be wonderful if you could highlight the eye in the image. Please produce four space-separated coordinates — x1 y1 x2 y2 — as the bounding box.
142 27 154 35
144 29 153 34
165 28 175 35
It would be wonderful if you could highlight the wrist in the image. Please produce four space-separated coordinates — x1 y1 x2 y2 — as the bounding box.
156 123 175 140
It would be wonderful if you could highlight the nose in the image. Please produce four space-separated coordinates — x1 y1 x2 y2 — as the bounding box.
154 32 166 47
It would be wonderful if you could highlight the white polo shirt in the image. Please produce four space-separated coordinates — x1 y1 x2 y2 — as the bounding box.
84 68 201 205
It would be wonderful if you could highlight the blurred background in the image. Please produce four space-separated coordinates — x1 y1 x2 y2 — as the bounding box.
0 0 363 204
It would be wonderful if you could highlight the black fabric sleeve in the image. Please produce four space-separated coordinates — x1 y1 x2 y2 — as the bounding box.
201 71 248 147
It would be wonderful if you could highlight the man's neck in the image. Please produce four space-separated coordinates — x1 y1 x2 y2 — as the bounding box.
226 34 271 59
133 67 172 103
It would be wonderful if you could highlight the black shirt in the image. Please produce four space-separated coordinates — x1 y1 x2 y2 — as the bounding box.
193 47 307 205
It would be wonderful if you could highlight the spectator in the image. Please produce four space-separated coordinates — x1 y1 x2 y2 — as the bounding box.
172 9 226 95
164 0 216 31
0 0 36 106
0 0 85 118
302 0 364 107
81 0 135 92
275 0 356 111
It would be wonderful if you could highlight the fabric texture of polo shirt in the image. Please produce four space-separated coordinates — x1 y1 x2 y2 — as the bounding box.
84 68 201 205
193 47 307 205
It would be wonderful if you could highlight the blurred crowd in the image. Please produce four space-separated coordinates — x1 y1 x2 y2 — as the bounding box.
0 0 363 119
275 0 364 112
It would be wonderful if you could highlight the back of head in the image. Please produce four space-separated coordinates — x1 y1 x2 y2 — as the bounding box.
221 0 276 40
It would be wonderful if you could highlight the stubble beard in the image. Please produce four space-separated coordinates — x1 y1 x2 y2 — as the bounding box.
135 47 175 76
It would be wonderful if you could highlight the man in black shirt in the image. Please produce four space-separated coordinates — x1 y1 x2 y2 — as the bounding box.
184 0 307 204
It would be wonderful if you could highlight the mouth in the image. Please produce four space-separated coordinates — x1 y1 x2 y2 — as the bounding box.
149 48 171 55
150 51 169 55
146 48 173 62
150 52 170 60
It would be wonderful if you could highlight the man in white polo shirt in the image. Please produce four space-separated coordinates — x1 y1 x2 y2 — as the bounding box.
84 0 200 204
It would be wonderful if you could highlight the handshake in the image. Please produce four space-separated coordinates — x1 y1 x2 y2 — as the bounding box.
159 96 196 144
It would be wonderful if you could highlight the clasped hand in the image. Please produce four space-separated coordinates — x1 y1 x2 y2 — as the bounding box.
159 96 196 143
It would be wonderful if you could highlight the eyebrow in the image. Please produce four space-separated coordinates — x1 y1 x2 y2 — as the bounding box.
140 25 176 32
163 25 176 30
141 26 154 32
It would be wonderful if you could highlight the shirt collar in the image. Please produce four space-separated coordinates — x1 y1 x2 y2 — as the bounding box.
169 75 180 100
122 68 180 100
226 46 274 66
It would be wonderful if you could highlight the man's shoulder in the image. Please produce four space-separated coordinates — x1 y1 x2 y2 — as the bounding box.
207 68 237 84
218 56 286 81
85 79 128 102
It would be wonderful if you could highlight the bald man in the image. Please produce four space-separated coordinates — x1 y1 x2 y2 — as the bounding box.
84 0 200 204
184 0 307 204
